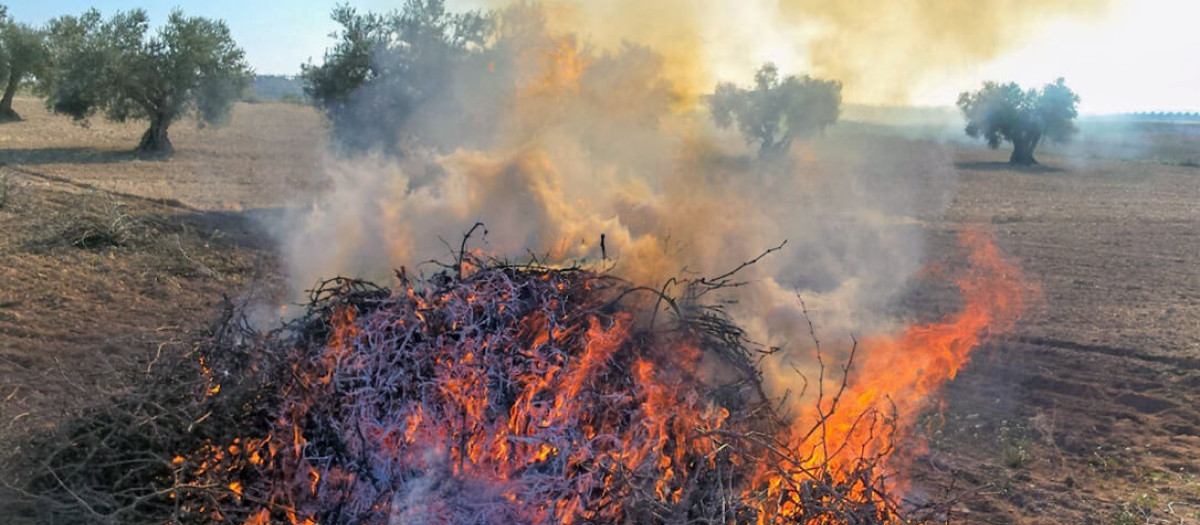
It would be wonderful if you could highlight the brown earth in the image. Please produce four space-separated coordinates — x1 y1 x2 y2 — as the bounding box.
909 150 1200 524
2 96 1199 524
0 97 326 435
0 96 327 210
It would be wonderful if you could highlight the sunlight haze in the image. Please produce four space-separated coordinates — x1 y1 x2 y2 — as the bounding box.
9 0 1199 113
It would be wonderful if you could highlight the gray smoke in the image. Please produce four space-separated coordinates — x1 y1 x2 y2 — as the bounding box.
273 4 959 398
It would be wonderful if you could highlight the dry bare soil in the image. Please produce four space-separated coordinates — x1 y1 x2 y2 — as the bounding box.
911 146 1200 524
0 97 326 431
2 96 1199 524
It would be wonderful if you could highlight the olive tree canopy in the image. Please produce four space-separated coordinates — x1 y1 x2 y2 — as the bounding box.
708 63 842 158
0 5 50 121
40 8 251 153
302 0 491 154
957 78 1080 165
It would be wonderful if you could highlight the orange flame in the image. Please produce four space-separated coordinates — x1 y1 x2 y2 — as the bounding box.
760 229 1029 520
822 230 1024 456
194 230 1027 525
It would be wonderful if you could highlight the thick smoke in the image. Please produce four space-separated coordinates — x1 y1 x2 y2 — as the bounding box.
518 0 1113 105
779 0 1113 104
275 3 958 398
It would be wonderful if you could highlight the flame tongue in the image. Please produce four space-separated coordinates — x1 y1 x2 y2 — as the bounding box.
763 230 1028 518
855 230 1025 414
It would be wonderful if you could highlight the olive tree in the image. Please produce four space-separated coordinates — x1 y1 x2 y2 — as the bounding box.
302 0 491 154
41 9 251 153
957 78 1079 165
708 63 842 158
0 5 49 121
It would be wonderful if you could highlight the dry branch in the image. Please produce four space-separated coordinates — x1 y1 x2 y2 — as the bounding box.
2 246 942 525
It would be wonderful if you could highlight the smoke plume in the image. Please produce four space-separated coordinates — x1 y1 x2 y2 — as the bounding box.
780 0 1114 104
519 0 1113 105
275 2 965 401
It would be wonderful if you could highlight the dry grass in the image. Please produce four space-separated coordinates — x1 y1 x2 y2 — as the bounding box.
0 97 325 442
0 174 283 443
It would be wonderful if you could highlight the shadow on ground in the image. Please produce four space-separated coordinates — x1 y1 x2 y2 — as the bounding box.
953 161 1065 173
0 147 153 166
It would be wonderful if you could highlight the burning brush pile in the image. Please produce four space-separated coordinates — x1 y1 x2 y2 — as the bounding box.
1 232 1024 525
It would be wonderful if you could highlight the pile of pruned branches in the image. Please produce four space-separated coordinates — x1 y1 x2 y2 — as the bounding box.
1 238 937 525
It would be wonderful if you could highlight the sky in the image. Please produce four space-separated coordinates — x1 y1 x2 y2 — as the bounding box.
912 0 1200 114
9 0 1200 114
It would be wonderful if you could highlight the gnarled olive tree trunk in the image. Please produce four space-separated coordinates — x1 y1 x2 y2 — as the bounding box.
0 71 22 122
136 114 173 153
1009 131 1042 165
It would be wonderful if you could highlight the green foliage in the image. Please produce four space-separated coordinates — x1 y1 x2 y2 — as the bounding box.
708 63 842 157
39 8 251 153
302 0 492 154
1 23 49 88
0 5 50 120
956 78 1079 164
37 9 103 118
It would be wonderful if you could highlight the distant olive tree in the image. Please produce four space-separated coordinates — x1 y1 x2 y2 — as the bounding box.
246 74 305 102
302 0 491 154
0 5 50 121
40 9 251 153
957 78 1079 165
708 63 842 158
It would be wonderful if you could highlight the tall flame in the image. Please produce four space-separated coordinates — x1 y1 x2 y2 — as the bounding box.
759 230 1029 520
